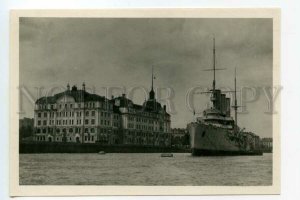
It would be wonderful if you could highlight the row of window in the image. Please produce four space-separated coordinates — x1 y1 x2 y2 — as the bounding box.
130 116 156 124
36 127 96 134
35 135 95 142
100 120 111 126
37 111 116 119
127 109 160 118
128 123 159 131
38 110 96 118
36 127 119 134
127 131 155 137
37 118 96 126
37 102 113 110
101 112 112 118
136 124 155 131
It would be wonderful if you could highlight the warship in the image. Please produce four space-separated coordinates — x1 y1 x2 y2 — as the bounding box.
187 38 263 156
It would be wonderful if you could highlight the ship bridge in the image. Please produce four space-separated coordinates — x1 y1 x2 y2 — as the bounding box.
198 108 234 129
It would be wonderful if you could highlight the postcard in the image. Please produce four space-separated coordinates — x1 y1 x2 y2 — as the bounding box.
10 9 280 196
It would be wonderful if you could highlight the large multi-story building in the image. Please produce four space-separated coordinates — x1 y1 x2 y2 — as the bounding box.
33 74 171 147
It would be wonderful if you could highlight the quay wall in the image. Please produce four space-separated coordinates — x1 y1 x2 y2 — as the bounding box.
19 141 190 154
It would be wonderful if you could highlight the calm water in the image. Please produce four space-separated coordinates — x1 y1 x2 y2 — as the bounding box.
19 153 272 185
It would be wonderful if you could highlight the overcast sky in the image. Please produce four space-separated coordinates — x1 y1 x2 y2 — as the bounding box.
19 17 274 137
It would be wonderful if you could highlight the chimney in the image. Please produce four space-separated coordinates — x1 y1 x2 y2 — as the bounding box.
163 105 166 111
122 93 126 98
226 98 231 117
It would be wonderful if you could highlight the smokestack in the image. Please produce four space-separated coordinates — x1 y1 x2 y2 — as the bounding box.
221 94 226 114
215 90 221 111
226 98 230 117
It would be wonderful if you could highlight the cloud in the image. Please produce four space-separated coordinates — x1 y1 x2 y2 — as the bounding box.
19 17 273 137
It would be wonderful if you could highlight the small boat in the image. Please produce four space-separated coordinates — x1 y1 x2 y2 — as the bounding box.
161 153 173 157
98 151 106 154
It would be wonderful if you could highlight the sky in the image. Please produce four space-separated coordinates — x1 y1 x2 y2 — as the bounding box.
19 17 274 138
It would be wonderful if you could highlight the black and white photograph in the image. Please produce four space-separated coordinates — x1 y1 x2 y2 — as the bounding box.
9 9 280 196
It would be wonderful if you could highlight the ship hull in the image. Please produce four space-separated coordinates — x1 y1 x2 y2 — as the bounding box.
188 122 262 156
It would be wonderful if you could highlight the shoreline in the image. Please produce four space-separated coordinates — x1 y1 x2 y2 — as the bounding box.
19 141 190 154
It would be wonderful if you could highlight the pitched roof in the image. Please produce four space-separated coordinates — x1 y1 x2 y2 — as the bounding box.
35 89 106 104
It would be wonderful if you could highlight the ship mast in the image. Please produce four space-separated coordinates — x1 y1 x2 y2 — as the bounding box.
213 37 216 92
201 37 225 110
233 68 238 134
210 37 217 109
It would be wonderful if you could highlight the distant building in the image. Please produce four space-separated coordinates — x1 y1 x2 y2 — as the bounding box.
33 72 171 146
171 128 189 147
20 117 34 128
261 137 273 152
19 117 34 139
172 128 187 138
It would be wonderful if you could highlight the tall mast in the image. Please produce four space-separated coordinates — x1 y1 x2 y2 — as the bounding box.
213 37 216 92
202 37 225 110
234 68 238 133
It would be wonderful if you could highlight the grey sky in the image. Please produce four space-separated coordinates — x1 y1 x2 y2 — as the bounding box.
19 17 273 137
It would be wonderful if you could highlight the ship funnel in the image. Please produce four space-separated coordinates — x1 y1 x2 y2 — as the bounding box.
226 98 230 117
220 94 226 115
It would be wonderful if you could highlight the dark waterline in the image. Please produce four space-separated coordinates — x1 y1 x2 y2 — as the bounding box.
19 153 272 186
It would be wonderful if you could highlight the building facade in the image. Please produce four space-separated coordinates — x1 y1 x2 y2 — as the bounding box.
19 117 34 140
171 128 189 147
33 80 171 147
260 137 273 152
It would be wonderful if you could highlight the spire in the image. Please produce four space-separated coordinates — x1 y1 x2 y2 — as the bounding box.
82 82 86 91
151 65 154 91
149 66 155 100
67 83 70 91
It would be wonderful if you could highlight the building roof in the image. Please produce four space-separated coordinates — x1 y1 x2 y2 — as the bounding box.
36 87 106 104
261 138 273 142
110 95 170 116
